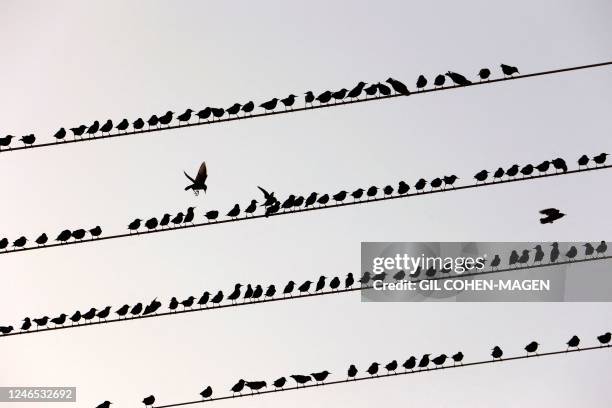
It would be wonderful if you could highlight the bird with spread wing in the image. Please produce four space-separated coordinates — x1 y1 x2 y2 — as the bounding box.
184 161 208 195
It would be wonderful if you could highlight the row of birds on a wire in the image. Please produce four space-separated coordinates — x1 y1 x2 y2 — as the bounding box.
1 241 605 336
95 331 612 408
0 152 608 251
0 64 522 149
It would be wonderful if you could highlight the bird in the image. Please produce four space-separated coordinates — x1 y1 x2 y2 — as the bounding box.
333 190 347 202
56 229 72 243
490 167 503 181
116 304 129 317
252 285 263 300
518 250 530 265
116 119 129 132
535 160 550 173
348 81 367 98
566 245 577 260
452 351 464 365
0 325 14 334
418 354 430 369
446 71 472 86
245 200 257 216
89 226 102 238
578 154 589 168
366 186 378 198
20 318 31 331
551 242 560 263
385 360 398 373
501 64 519 77
243 284 254 302
597 332 611 346
20 134 36 146
316 90 333 104
226 103 241 117
398 181 410 195
304 91 315 105
364 84 378 97
551 158 567 173
383 185 394 196
133 118 145 130
211 107 225 119
416 75 427 90
181 296 195 309
245 381 267 393
595 241 607 256
329 276 340 290
72 229 86 240
520 164 534 177
265 285 276 298
310 370 331 383
177 109 194 123
96 401 112 408
539 208 565 224
433 74 446 87
506 164 519 178
317 194 330 205
593 153 609 166
260 98 279 111
184 161 208 195
159 111 174 125
474 170 489 183
386 78 410 95
351 188 364 201
347 364 358 379
443 175 458 188
50 314 67 326
70 125 88 138
491 346 503 360
147 115 159 128
86 121 100 137
142 395 155 407
205 210 219 221
171 212 184 226
366 362 380 376
332 88 348 101
430 178 443 190
12 236 27 248
415 178 427 192
211 291 224 305
196 108 212 121
0 135 15 149
283 281 295 296
345 273 354 288
281 94 297 109
533 245 544 263
241 101 254 115
377 82 391 96
128 219 142 233
478 68 491 81
298 280 312 294
143 298 162 315
509 250 519 267
583 243 595 257
53 128 66 141
431 354 447 367
227 204 240 219
290 375 312 387
273 377 286 389
525 341 539 355
305 192 318 207
257 186 276 207
97 306 111 321
199 386 212 400
69 311 81 324
393 270 406 281
35 233 48 246
100 119 113 134
402 356 416 371
372 272 386 282
169 297 179 311
33 316 49 328
566 335 580 350
197 292 210 307
359 272 371 286
184 207 195 224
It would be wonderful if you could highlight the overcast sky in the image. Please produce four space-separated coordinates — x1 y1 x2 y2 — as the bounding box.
0 1 611 407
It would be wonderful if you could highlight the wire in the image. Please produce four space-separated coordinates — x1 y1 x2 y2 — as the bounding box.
1 164 610 257
2 61 611 155
153 343 611 408
2 255 608 340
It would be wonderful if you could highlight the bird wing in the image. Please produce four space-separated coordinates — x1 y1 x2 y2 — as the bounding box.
195 161 208 183
539 208 559 216
183 171 195 183
258 186 271 198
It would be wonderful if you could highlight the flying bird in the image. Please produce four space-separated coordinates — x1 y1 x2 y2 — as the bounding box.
539 208 565 224
184 161 208 195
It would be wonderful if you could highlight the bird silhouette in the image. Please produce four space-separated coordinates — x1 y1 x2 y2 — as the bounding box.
200 386 212 399
281 94 297 109
116 304 129 317
597 332 611 346
539 208 565 224
0 325 14 334
181 296 195 309
551 158 567 173
383 185 394 196
260 98 279 111
157 214 170 228
446 71 472 86
366 186 378 198
377 82 391 96
144 298 162 315
366 362 380 376
583 243 595 257
402 356 416 371
100 119 113 134
56 229 72 243
433 74 446 87
533 245 544 263
509 250 519 267
393 270 406 281
116 118 129 132
205 210 219 221
53 128 66 141
159 111 174 125
197 292 210 308
177 109 194 123
398 181 410 195
225 103 241 117
425 266 437 277
228 284 242 304
491 167 504 181
347 364 358 379
129 303 142 316
245 381 267 393
386 78 410 95
348 81 367 98
21 318 31 331
430 178 443 190
506 164 519 178
196 108 212 121
35 233 48 246
145 217 158 230
169 297 179 312
525 341 539 355
142 395 155 407
418 354 430 369
351 188 364 201
315 276 327 292
302 192 317 208
566 245 578 260
317 194 330 205
520 164 534 177
329 276 340 290
491 346 503 360
133 118 145 130
385 360 398 373
0 135 15 149
474 170 489 183
211 108 225 120
536 160 550 174
501 64 519 77
566 335 580 350
577 155 589 168
184 207 195 224
595 241 607 256
69 311 81 325
70 125 88 138
415 178 427 192
252 285 263 300
452 351 464 365
332 88 348 101
86 121 100 137
316 90 332 104
518 249 529 265
593 153 609 166
97 306 111 321
273 377 286 389
265 285 276 298
298 280 312 294
171 212 184 226
432 354 447 367
416 75 427 91
13 236 27 248
89 226 102 238
551 242 560 263
305 91 315 106
364 84 378 97
443 175 458 188
227 204 240 219
478 68 491 81
243 284 254 302
311 370 331 383
372 272 386 282
147 115 159 128
96 401 112 408
33 316 49 329
283 281 295 297
290 375 312 387
50 314 67 326
333 190 347 202
211 291 224 305
359 272 371 286
19 134 36 146
282 195 296 210
184 161 208 195
345 273 354 288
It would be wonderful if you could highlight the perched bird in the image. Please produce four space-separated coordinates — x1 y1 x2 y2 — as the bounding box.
89 226 102 238
142 395 155 407
372 272 386 282
197 292 210 307
525 341 539 355
96 401 112 408
298 280 312 294
347 364 358 379
329 276 340 290
245 200 257 216
159 111 174 125
385 360 398 373
474 170 489 183
20 318 32 331
478 68 491 81
56 229 72 243
595 241 607 256
383 185 394 196
520 164 534 177
211 107 225 119
317 194 330 205
273 377 286 389
501 64 519 77
443 175 458 188
415 178 427 192
211 291 224 305
265 285 276 298
433 74 446 87
283 281 295 296
260 98 279 111
366 186 378 198
551 158 567 173
33 316 49 328
351 188 364 201
446 71 472 86
171 212 184 226
69 311 81 324
290 375 312 386
199 386 212 400
345 273 354 288
184 161 208 195
169 297 179 311
506 164 519 178
205 210 219 221
147 115 159 128
143 298 162 315
359 272 371 286
583 243 595 257
226 103 241 117
180 296 195 309
281 94 297 109
0 325 14 334
418 354 430 369
227 204 240 219
100 119 113 134
348 81 367 98
305 192 318 207
128 219 142 233
35 233 48 246
315 276 327 292
241 101 254 115
13 236 27 248
72 229 86 240
50 314 67 326
97 306 111 321
430 178 443 190
130 303 143 317
566 335 580 350
539 208 565 224
133 118 145 130
316 90 333 104
377 82 391 96
177 109 194 123
593 152 609 166
597 332 611 346
566 245 578 260
86 121 100 137
493 167 505 180
0 135 15 149
332 88 348 101
309 371 330 384
533 245 545 263
364 84 378 97
305 91 315 105
116 304 129 317
386 78 410 95
366 362 380 376
416 75 427 91
491 346 503 360
535 160 550 173
402 356 416 371
196 108 212 121
53 128 67 141
393 270 406 281
452 351 464 365
333 190 347 202
20 134 36 146
551 242 560 263
398 181 410 195
243 284 254 302
431 354 447 367
116 119 129 132
577 154 589 168
184 207 195 224
245 381 267 393
70 125 88 137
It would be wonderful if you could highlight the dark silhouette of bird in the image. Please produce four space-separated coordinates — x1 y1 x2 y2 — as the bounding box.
226 103 241 117
89 226 102 238
474 170 488 183
506 164 519 178
329 276 340 290
35 233 48 246
478 68 491 81
243 284 254 302
283 281 295 296
385 360 398 373
169 297 179 311
533 245 544 263
398 181 410 195
100 119 113 134
566 245 577 260
393 270 406 281
509 250 519 267
433 74 446 87
432 354 447 367
430 178 442 190
282 195 296 210
257 186 276 207
345 273 354 288
372 272 386 282
116 304 129 317
525 341 539 355
197 292 210 307
410 266 422 278
180 296 195 309
418 354 430 369
227 204 240 219
171 213 184 226
69 311 81 324
452 351 464 365
281 94 297 109
566 335 580 350
265 285 276 298
539 208 565 224
96 400 112 408
401 357 416 371
332 88 348 101
443 175 458 188
128 219 141 233
536 160 550 173
290 375 312 386
147 115 159 128
491 346 503 360
364 84 378 97
583 243 595 257
72 229 86 241
252 285 263 300
211 291 223 305
383 185 394 196
0 135 15 149
347 364 358 379
211 108 225 119
184 207 195 224
416 75 427 91
86 121 100 137
199 386 212 399
386 78 410 95
273 377 286 389
130 303 143 316
315 276 326 292
243 382 263 394
33 316 49 328
51 314 67 326
348 81 367 98
377 82 391 96
317 90 333 104
595 241 607 256
597 332 611 345
351 188 364 201
196 108 212 121
518 249 529 265
13 236 27 248
56 229 72 243
0 325 14 334
53 128 66 141
20 134 36 146
425 266 437 277
520 164 534 177
116 119 129 132
159 111 174 125
359 272 371 286
577 155 589 168
501 64 519 77
265 201 280 216
260 98 279 111
143 298 162 315
311 371 331 383
21 318 31 331
446 71 472 86
415 178 427 192
366 186 378 198
97 306 111 321
305 91 315 105
293 196 304 208
154 214 169 228
298 280 312 294
551 158 567 173
70 125 88 138
305 192 318 207
333 190 347 202
551 242 560 263
244 200 257 216
241 101 254 115
205 210 219 221
184 161 208 195
133 118 145 130
593 153 609 166
366 362 380 376
142 395 155 407
317 194 330 205
177 109 193 123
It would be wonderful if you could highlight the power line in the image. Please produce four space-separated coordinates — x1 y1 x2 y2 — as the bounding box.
153 343 611 408
2 255 608 340
1 163 609 257
2 61 611 155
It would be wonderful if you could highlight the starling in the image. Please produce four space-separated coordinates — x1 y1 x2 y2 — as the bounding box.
433 74 446 87
393 270 406 281
551 158 567 173
35 233 48 246
142 395 155 407
283 281 295 296
347 364 358 379
478 68 491 80
100 119 113 134
305 192 318 207
359 272 371 285
500 64 519 77
116 118 129 132
56 229 72 243
177 109 194 123
260 98 279 111
53 128 66 141
491 346 503 360
226 103 241 116
89 226 102 238
273 377 286 388
159 111 174 125
386 78 410 95
593 153 609 166
383 185 394 195
0 135 15 148
265 285 276 297
72 229 86 240
133 118 145 130
416 75 427 90
131 303 143 316
50 314 67 326
317 194 330 205
116 304 129 317
415 178 427 192
595 241 607 255
290 375 312 387
366 362 380 376
205 210 219 221
20 134 36 146
566 335 580 350
70 126 87 137
577 154 589 168
169 297 179 311
377 82 391 96
298 280 312 294
227 204 240 218
431 354 447 367
533 245 544 263
345 273 354 288
21 318 32 331
147 115 159 128
398 181 410 195
443 175 458 188
305 91 315 105
348 81 367 98
506 164 519 178
211 291 223 305
364 84 378 97
452 351 464 365
184 161 208 195
69 311 81 324
333 190 347 202
0 325 14 334
551 242 560 263
493 167 505 180
199 386 212 399
566 245 578 260
402 356 416 371
418 354 430 369
430 178 443 189
196 108 212 121
311 371 331 383
474 170 489 183
245 199 257 216
520 164 534 176
12 236 27 248
597 332 611 345
86 121 100 136
197 292 210 307
524 341 539 355
539 208 565 224
445 71 472 86
241 101 254 115
171 212 184 226
385 360 398 373
329 276 340 290
128 219 142 233
351 188 364 201
281 94 297 108
535 160 550 173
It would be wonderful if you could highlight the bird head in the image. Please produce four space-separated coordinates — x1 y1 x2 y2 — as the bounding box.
7 135 14 139
289 94 297 98
186 109 194 113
